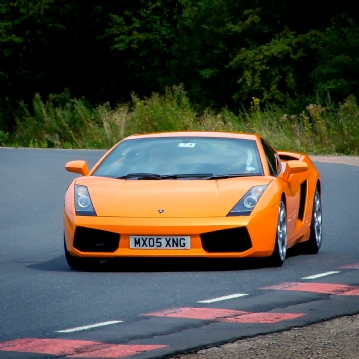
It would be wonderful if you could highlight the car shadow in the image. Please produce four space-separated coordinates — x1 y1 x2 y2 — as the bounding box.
27 245 306 273
27 255 72 272
97 257 268 272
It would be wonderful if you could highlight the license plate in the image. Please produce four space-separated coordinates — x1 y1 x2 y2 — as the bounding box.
129 236 190 249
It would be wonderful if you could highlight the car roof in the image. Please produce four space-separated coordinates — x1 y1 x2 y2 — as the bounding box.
125 131 260 141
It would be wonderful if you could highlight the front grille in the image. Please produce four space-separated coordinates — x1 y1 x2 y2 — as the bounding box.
200 227 252 253
73 227 120 252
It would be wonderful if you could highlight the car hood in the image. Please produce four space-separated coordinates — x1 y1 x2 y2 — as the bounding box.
75 176 272 218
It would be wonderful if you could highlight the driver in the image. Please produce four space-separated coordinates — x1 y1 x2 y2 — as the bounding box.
227 147 255 173
126 146 168 174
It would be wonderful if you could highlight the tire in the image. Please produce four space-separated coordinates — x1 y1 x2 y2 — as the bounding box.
64 238 100 270
303 187 322 254
269 200 288 267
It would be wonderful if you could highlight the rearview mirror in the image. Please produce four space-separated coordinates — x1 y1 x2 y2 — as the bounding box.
65 160 89 176
281 160 308 182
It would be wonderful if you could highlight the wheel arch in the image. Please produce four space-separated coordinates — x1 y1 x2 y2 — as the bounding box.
280 192 287 209
316 178 322 195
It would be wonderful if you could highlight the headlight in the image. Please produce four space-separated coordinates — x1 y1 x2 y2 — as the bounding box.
75 185 96 216
227 185 267 216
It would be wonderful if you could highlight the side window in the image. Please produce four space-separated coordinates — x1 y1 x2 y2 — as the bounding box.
260 139 280 176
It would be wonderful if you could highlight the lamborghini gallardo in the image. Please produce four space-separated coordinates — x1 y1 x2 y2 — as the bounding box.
64 132 322 269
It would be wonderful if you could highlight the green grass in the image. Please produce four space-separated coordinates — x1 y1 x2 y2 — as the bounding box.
1 86 359 155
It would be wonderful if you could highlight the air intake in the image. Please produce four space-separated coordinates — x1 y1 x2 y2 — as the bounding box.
73 227 120 252
200 227 252 252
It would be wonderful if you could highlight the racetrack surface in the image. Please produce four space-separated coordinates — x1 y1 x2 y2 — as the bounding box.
0 148 359 358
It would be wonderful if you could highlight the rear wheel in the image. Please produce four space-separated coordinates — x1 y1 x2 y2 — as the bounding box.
269 200 287 267
64 238 100 270
303 188 322 254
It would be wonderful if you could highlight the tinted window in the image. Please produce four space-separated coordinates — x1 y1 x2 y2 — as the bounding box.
93 137 263 178
260 139 280 176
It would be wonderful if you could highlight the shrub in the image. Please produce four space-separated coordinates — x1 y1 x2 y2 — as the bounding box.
4 87 359 155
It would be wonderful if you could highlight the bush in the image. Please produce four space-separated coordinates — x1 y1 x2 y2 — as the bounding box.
312 19 359 102
3 87 359 155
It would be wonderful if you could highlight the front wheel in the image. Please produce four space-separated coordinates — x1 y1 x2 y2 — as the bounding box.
64 238 100 270
303 188 322 254
269 200 287 267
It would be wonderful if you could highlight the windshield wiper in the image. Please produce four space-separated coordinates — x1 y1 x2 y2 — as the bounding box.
117 173 212 180
161 173 261 180
116 173 161 180
160 173 214 179
204 173 261 179
116 173 260 180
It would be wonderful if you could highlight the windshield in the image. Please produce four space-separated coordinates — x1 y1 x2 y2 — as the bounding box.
93 137 263 179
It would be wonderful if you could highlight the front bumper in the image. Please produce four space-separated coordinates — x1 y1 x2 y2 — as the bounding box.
64 204 278 259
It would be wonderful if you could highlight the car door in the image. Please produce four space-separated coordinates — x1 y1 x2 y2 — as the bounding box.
260 139 302 241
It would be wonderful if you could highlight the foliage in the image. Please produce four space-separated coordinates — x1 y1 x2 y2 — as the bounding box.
3 88 359 155
1 0 359 147
0 130 9 145
312 18 359 102
0 0 116 131
229 29 304 103
104 0 181 92
14 90 108 149
170 1 359 108
129 85 194 133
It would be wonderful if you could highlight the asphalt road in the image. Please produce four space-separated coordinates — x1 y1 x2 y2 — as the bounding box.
0 148 359 359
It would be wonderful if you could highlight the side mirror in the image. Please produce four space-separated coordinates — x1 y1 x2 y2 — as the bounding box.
281 160 308 182
65 160 89 176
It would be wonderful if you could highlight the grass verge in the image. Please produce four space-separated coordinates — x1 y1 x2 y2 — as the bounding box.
1 86 358 154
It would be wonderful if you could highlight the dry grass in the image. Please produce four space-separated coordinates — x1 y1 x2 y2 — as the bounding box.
2 87 359 154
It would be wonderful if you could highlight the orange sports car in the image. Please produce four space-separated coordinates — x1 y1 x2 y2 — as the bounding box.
64 131 322 269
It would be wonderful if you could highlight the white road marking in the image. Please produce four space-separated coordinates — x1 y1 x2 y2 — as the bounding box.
56 320 123 333
197 293 248 303
302 271 341 280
